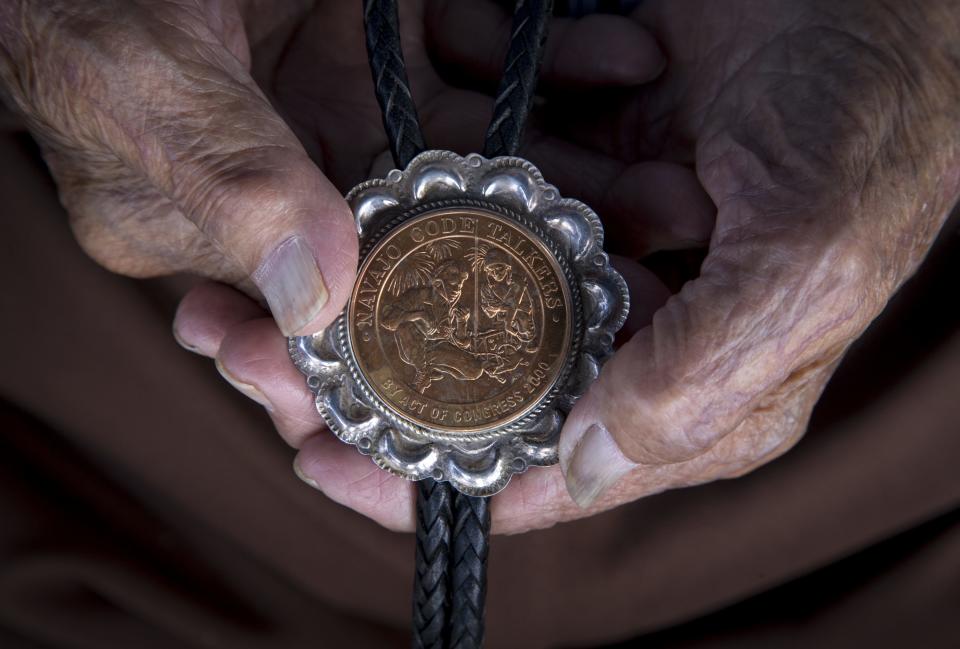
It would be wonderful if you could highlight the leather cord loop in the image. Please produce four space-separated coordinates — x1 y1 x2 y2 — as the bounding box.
412 479 454 649
483 0 553 159
362 1 554 646
447 491 491 649
363 0 427 169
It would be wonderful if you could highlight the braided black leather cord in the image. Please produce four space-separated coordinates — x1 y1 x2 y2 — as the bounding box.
448 491 491 649
363 0 426 169
483 0 554 158
412 479 454 649
363 1 553 647
410 483 491 649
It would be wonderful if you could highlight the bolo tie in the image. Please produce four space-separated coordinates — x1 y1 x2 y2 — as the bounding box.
289 1 628 646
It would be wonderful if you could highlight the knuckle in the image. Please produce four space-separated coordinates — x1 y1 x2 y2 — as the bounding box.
54 154 216 277
601 300 775 465
178 147 319 258
59 180 163 277
599 344 725 464
801 230 881 343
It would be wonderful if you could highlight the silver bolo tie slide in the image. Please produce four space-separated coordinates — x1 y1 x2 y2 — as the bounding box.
289 151 628 495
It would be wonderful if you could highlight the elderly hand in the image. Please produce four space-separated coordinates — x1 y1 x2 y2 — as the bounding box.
542 0 960 525
175 0 960 534
0 0 359 336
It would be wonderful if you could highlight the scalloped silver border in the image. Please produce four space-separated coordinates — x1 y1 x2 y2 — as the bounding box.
290 151 629 496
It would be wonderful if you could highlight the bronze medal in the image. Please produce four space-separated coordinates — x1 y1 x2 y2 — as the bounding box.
348 208 573 434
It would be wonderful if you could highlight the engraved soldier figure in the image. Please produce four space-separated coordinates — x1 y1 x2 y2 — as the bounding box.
378 251 498 393
476 247 537 351
380 238 543 394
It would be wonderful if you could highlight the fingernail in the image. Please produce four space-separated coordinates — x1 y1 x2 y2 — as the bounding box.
293 456 320 490
171 322 200 353
215 358 274 411
564 423 637 509
253 236 328 336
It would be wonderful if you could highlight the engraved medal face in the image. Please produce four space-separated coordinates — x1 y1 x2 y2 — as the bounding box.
290 151 628 495
348 208 573 434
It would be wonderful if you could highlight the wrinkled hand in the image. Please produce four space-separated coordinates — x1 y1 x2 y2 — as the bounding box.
551 0 960 523
178 0 959 535
0 0 361 336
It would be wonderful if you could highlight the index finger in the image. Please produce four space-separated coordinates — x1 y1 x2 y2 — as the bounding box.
427 0 664 89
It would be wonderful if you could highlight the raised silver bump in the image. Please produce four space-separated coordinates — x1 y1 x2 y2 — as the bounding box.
581 280 615 329
411 164 466 200
352 188 399 234
319 385 381 444
543 212 595 262
480 169 538 212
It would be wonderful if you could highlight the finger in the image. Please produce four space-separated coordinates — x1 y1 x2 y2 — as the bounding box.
216 317 322 449
602 162 716 257
558 193 875 508
185 273 414 532
146 42 357 337
7 3 358 336
419 87 493 155
294 435 416 533
676 364 831 484
173 281 266 357
601 359 838 503
178 268 416 532
523 132 626 205
493 359 835 533
490 465 573 534
427 0 664 89
202 280 420 533
417 84 713 262
609 255 671 342
521 136 715 256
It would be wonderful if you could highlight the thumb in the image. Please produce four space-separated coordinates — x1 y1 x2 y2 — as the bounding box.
5 2 358 336
139 32 357 336
559 193 881 507
171 141 358 337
